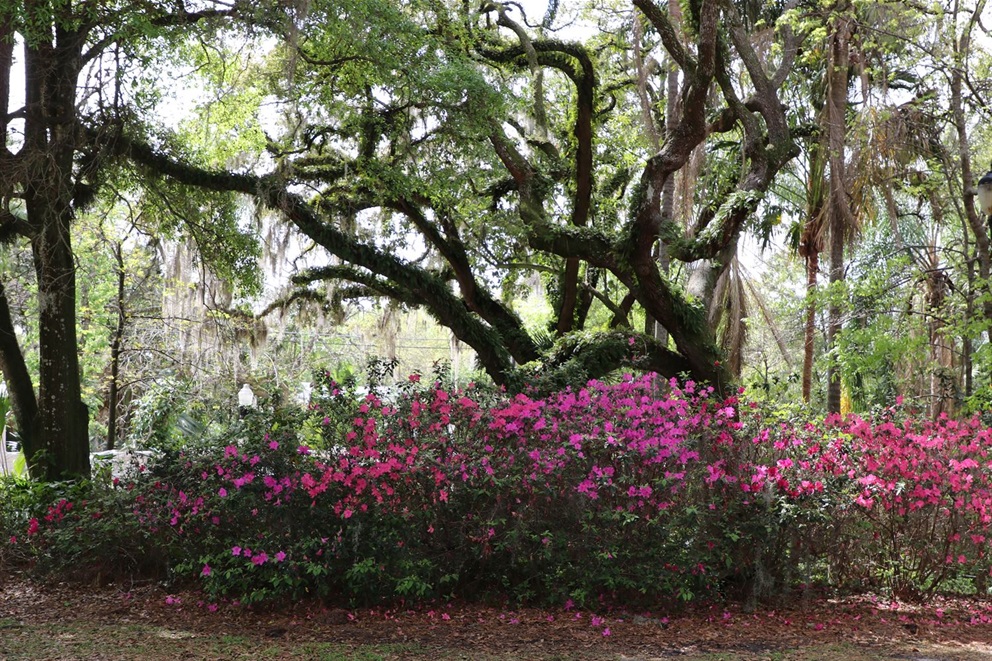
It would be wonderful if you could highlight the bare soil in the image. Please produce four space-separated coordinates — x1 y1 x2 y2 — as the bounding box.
4 571 992 660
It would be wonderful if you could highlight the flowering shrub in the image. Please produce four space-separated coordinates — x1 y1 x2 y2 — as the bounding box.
814 410 992 598
731 401 992 600
0 477 166 580
6 377 992 606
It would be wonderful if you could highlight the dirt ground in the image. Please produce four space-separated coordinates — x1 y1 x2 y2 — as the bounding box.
5 571 992 660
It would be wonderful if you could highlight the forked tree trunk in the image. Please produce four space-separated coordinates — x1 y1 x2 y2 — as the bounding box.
16 26 91 480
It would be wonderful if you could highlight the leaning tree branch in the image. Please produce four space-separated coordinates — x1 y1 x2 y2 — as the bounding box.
82 7 239 64
255 288 329 318
389 196 540 364
294 264 418 304
102 129 526 384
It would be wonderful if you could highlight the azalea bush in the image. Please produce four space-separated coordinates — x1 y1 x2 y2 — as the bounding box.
731 401 992 600
0 476 166 580
177 373 751 606
815 411 992 598
6 376 992 607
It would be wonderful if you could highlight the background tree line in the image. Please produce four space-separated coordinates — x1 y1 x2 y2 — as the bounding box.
0 0 990 479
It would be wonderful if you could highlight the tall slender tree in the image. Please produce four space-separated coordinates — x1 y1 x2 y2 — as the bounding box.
823 1 856 413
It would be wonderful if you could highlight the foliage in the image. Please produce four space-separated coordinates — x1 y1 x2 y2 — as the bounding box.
125 378 208 451
93 0 815 394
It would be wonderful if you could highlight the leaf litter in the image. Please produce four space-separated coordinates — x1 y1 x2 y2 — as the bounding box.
5 572 992 659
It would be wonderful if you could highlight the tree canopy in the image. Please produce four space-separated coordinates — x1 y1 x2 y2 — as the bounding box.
105 0 804 393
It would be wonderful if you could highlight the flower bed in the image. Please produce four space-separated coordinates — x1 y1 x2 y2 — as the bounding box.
4 376 992 607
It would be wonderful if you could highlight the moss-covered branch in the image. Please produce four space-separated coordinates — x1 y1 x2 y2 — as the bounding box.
511 329 695 395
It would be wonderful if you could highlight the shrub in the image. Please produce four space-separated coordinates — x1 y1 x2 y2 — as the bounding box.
7 377 992 607
0 475 168 581
821 410 992 598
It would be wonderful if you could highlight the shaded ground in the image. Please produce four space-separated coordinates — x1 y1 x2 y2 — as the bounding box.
4 571 992 659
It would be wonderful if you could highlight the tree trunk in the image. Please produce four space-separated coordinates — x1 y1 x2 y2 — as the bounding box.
30 217 90 479
107 242 127 451
647 52 679 347
950 2 992 338
927 269 954 419
0 281 39 456
553 32 594 336
824 7 853 414
963 253 975 399
19 28 90 480
802 250 819 403
825 232 843 413
923 191 955 418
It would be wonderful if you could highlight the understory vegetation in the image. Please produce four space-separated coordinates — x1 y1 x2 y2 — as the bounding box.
4 373 992 610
